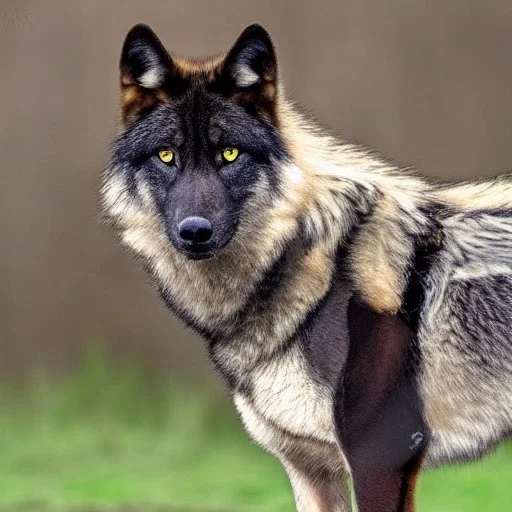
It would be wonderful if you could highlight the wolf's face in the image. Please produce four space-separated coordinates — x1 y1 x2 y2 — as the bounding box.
107 24 288 260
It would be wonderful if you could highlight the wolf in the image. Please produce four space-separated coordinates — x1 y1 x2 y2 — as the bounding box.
101 23 512 511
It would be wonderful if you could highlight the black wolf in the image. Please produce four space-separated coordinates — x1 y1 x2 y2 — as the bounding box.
101 24 512 511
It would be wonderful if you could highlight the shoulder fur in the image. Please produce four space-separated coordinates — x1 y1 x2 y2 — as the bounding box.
276 97 512 314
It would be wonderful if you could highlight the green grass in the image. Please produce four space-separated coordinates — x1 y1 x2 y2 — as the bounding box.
0 348 510 511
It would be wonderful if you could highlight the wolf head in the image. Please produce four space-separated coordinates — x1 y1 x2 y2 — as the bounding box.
101 25 388 327
104 24 293 261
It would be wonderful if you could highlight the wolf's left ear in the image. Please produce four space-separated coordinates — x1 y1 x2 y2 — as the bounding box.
220 24 278 123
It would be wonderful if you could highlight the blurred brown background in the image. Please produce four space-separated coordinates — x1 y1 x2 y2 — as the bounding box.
2 0 512 380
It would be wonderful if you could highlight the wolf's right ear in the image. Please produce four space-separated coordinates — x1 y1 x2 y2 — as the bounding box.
120 25 184 123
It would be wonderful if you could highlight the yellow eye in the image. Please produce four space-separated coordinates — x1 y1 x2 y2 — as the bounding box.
158 149 174 163
222 147 239 163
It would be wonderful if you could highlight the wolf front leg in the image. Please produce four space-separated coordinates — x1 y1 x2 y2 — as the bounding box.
348 453 425 512
283 461 352 512
340 379 427 512
285 455 423 512
337 299 429 512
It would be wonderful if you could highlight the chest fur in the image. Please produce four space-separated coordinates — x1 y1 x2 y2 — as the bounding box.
232 273 353 447
236 345 337 445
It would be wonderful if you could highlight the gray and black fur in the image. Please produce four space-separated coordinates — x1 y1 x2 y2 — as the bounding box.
101 24 512 512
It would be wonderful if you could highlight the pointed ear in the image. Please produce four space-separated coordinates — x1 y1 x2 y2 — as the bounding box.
220 24 278 123
121 24 171 89
119 25 185 124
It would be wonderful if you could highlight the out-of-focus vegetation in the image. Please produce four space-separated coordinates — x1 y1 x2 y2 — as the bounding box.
0 348 510 512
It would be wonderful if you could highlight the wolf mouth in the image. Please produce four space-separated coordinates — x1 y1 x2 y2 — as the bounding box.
181 249 216 261
172 237 227 261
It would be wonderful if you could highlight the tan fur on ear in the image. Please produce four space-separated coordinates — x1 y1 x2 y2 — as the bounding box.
120 84 170 124
232 80 278 124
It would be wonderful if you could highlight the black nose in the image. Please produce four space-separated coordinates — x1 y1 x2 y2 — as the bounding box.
178 216 213 243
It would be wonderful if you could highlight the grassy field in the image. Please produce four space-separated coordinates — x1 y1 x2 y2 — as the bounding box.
0 349 510 511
